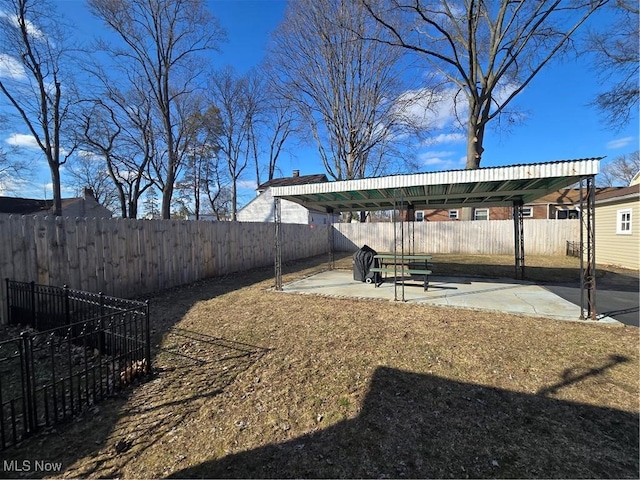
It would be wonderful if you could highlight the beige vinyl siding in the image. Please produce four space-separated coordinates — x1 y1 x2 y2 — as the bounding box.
595 199 639 270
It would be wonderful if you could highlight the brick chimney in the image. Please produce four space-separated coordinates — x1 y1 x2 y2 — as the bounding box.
292 170 300 178
83 187 95 200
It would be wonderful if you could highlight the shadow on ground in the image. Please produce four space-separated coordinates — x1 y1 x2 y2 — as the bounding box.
428 261 639 292
0 255 330 478
170 360 639 479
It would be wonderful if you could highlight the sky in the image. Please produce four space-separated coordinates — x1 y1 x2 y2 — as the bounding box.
0 0 638 207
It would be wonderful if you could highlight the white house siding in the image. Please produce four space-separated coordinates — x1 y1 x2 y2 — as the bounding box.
595 198 640 270
62 199 112 218
237 187 313 224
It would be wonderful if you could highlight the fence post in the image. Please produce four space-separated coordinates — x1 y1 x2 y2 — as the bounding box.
19 331 36 436
30 281 36 328
145 300 151 374
5 278 9 325
64 285 70 325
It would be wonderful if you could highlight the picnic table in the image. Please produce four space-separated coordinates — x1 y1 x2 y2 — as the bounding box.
369 253 432 291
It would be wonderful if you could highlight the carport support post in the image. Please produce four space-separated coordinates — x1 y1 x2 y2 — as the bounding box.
326 208 335 270
274 198 282 291
513 200 525 280
579 176 597 320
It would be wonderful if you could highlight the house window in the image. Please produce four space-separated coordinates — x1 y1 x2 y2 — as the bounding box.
448 210 459 220
415 211 424 222
474 208 489 221
556 209 580 220
522 207 533 218
617 209 632 234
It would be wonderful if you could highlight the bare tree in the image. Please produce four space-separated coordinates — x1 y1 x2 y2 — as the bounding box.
588 1 639 129
142 186 160 218
78 91 154 219
599 151 640 187
174 104 222 220
88 0 225 219
0 0 78 214
268 0 421 183
210 67 262 221
0 142 30 193
65 151 119 212
362 0 609 169
258 66 302 183
203 161 231 220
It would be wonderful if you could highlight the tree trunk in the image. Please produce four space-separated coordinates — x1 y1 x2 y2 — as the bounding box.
128 199 136 219
466 104 485 170
117 188 127 218
161 182 173 219
231 180 237 221
50 166 62 216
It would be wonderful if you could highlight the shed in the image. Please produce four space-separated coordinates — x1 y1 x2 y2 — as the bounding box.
237 172 339 224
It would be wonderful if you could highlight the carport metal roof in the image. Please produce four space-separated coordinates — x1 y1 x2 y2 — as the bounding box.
271 158 601 212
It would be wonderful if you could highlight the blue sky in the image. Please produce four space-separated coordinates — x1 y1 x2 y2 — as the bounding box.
1 0 637 205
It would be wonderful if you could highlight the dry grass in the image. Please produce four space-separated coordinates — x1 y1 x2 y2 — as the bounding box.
2 254 638 479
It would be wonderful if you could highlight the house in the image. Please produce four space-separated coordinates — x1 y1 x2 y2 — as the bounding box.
594 182 639 270
414 187 619 221
237 171 339 224
0 188 113 218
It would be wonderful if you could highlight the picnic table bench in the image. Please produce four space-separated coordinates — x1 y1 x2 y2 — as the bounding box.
370 254 432 291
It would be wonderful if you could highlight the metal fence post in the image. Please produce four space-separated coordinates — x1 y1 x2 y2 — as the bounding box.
19 331 36 436
145 300 151 374
30 281 36 328
5 278 9 325
63 285 70 325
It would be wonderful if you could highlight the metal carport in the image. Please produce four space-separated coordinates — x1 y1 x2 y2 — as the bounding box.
271 158 601 320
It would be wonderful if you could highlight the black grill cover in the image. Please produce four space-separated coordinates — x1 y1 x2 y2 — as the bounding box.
353 245 378 282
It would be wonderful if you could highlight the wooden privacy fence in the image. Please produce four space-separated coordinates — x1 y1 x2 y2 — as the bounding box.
0 215 329 324
333 219 580 256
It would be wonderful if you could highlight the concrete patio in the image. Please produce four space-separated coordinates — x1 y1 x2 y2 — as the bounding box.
282 270 619 324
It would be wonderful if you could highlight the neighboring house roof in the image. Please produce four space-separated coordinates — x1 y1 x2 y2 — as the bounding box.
258 173 328 192
0 197 53 214
595 183 640 205
0 188 112 217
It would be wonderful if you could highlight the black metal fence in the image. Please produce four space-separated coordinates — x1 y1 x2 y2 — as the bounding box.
566 240 581 258
1 280 150 450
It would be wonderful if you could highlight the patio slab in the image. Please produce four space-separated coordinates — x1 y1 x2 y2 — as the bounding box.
282 270 619 324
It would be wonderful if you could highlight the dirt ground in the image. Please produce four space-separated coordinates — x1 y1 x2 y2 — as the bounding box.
1 254 638 479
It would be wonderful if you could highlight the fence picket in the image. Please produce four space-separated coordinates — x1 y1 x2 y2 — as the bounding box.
85 218 98 293
65 218 80 289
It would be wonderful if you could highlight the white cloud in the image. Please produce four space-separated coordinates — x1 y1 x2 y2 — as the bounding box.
397 79 521 133
0 12 46 40
5 133 39 149
396 86 463 131
238 180 258 190
418 150 465 170
606 137 634 149
424 132 466 146
0 177 29 195
76 150 106 162
0 54 26 80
